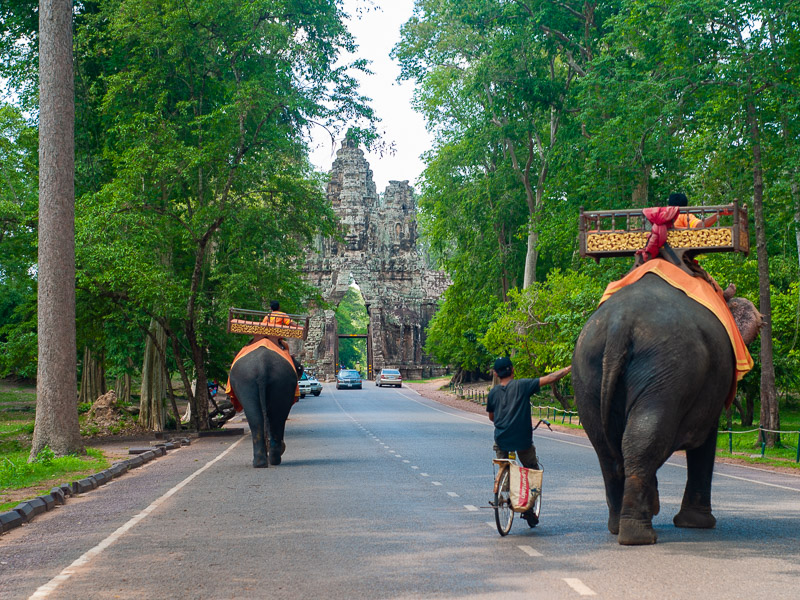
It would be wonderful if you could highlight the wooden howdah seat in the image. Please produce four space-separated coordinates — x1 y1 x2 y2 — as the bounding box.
579 201 749 261
227 307 309 340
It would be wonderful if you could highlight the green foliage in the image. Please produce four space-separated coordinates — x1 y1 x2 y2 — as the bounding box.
32 445 55 465
0 447 108 503
482 270 604 377
335 285 368 369
0 103 39 379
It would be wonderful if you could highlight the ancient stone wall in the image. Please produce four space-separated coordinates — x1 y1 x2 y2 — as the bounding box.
302 139 450 381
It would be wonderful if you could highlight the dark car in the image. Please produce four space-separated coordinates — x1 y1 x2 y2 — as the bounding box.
336 369 362 389
376 368 402 388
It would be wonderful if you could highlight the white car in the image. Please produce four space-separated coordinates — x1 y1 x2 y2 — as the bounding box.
299 372 312 398
307 373 322 396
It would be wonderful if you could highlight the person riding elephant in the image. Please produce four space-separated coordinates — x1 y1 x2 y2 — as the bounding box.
572 258 761 545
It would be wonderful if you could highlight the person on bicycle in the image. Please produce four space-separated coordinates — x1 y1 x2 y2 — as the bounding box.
487 357 571 525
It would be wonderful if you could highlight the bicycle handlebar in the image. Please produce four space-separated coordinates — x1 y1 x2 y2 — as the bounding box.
534 419 552 432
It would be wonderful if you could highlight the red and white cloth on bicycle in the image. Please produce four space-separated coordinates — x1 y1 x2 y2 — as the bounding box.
509 464 543 512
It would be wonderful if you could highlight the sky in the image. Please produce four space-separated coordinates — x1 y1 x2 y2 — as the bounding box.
307 0 433 193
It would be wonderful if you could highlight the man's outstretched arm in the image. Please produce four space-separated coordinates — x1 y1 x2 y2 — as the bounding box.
539 365 571 387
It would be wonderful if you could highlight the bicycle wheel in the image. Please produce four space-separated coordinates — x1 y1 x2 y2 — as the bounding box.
494 468 514 536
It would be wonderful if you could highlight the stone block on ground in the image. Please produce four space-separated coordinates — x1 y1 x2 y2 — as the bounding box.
13 502 35 523
141 450 157 462
110 463 128 478
27 497 47 516
38 494 56 511
92 471 109 487
0 510 24 533
59 483 72 497
128 447 152 455
50 487 66 505
73 478 95 494
126 455 144 468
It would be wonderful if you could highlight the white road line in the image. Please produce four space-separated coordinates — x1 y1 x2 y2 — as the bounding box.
420 473 429 477
447 492 459 497
486 521 496 528
663 460 800 492
464 505 479 512
411 466 419 470
432 481 442 486
28 438 244 600
517 545 542 557
403 460 410 463
563 578 597 596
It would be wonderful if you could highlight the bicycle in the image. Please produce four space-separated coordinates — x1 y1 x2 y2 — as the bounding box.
491 419 552 536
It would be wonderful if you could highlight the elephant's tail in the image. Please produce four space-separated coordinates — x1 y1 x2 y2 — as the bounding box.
600 318 628 466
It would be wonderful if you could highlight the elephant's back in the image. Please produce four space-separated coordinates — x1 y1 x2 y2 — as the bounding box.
230 346 297 385
588 273 729 341
574 273 733 403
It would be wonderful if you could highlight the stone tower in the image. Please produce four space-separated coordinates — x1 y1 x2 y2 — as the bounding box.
302 139 450 381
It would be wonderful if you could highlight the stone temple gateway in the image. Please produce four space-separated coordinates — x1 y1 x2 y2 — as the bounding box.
301 139 450 381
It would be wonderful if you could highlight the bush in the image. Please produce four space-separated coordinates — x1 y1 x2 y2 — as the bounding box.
482 269 605 377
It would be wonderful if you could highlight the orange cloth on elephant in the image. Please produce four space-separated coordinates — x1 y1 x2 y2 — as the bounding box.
224 338 300 412
599 259 753 408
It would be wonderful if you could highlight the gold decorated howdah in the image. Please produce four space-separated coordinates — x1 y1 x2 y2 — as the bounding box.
227 307 309 340
579 202 749 259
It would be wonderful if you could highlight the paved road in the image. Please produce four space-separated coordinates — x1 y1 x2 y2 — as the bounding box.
2 385 800 599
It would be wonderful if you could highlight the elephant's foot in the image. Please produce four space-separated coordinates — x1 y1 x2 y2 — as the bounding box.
268 441 283 465
617 517 657 545
673 507 716 529
607 511 620 535
253 455 269 468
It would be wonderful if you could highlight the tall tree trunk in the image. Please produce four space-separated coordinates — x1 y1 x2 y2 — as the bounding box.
78 346 105 404
139 319 167 431
113 356 134 404
747 99 779 446
30 0 82 458
793 180 800 273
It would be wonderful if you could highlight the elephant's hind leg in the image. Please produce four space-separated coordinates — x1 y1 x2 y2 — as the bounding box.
244 384 269 468
618 474 659 545
617 405 671 545
674 427 717 529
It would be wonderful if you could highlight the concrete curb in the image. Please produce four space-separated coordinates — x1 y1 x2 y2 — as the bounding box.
0 436 199 535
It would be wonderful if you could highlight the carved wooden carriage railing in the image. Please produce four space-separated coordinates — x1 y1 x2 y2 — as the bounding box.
578 202 749 260
227 307 309 340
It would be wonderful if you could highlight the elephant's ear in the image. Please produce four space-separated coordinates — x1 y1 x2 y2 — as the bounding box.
292 355 304 377
727 297 763 345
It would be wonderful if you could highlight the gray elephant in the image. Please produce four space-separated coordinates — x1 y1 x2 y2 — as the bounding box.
229 347 299 468
572 269 761 545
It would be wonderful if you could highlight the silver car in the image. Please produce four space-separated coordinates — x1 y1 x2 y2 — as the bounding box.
376 368 402 388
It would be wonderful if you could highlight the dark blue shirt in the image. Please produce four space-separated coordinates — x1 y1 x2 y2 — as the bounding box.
486 378 541 451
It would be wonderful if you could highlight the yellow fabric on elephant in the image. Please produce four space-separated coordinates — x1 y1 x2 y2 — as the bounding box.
599 259 753 382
